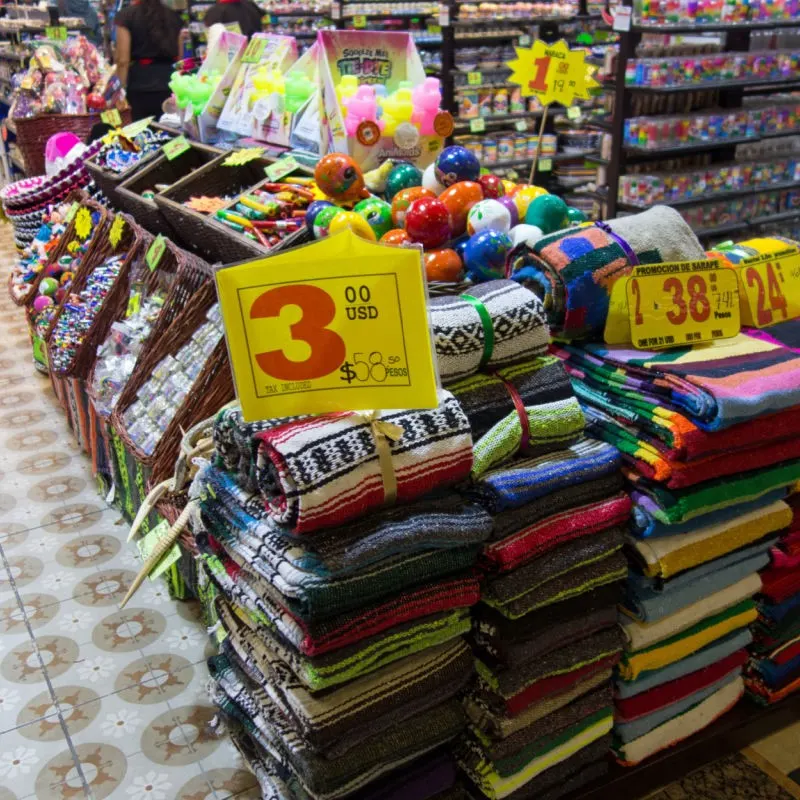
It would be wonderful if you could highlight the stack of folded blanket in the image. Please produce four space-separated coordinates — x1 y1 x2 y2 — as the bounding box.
553 327 800 767
196 389 488 800
428 281 629 800
747 490 800 705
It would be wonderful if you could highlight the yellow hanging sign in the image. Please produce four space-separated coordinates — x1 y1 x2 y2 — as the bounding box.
74 207 92 241
507 39 599 107
215 230 439 421
108 215 126 248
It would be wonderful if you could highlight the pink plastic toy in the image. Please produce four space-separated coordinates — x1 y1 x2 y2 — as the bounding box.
344 85 384 137
412 77 442 136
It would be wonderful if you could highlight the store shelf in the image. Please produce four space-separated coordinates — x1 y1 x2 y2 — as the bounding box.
342 10 435 16
750 208 800 227
455 31 525 42
453 110 544 131
267 9 332 15
631 17 800 33
452 17 533 25
624 130 800 159
618 75 800 94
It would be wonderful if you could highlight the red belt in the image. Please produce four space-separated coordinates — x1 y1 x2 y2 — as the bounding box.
137 58 154 64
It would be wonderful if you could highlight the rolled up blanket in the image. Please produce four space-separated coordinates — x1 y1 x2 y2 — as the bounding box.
449 357 584 478
429 280 549 384
254 390 473 533
509 205 705 341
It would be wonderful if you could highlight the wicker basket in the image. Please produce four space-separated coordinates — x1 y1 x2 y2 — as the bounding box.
111 281 234 485
84 142 172 208
44 214 149 381
116 142 220 237
153 155 279 262
15 109 133 177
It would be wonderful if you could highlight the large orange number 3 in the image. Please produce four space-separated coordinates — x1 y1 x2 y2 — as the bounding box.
663 276 687 325
251 285 346 381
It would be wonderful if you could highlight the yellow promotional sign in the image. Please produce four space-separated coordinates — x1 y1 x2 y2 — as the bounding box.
732 245 800 328
625 260 740 350
507 39 599 107
215 230 439 421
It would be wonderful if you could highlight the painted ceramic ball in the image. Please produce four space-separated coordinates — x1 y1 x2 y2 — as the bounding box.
314 153 367 204
32 295 52 313
380 228 412 245
435 146 480 187
509 224 545 249
424 248 463 282
513 185 548 218
466 199 512 236
479 174 505 199
404 197 451 250
305 200 333 232
451 234 469 262
525 194 569 234
328 210 377 241
496 195 519 227
463 229 512 282
354 198 393 239
439 181 483 236
422 162 446 195
312 205 343 239
384 162 422 201
566 206 588 225
39 277 59 296
391 186 435 227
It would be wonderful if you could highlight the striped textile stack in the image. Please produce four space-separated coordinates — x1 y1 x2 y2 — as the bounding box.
555 327 800 766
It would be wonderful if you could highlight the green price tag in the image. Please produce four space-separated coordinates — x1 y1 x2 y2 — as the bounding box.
515 119 528 132
567 106 581 120
241 37 267 64
101 109 122 127
352 14 367 27
538 157 553 172
467 71 482 86
65 202 79 223
136 520 181 580
427 24 441 33
45 26 67 41
146 234 167 271
470 118 486 133
264 155 300 182
121 116 154 139
163 135 191 161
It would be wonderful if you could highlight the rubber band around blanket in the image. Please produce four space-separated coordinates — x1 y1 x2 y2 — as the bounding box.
362 411 405 506
595 221 640 266
461 293 495 368
493 371 531 455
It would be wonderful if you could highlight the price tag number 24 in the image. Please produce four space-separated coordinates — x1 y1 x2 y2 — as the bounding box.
745 262 789 327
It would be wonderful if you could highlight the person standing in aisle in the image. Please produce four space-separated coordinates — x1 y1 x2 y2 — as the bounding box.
114 0 183 121
202 0 263 38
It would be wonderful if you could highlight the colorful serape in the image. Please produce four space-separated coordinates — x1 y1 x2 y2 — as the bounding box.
745 318 800 352
449 357 584 478
254 390 474 533
615 677 744 766
618 599 757 681
760 564 800 604
429 280 550 385
508 205 704 341
468 437 621 514
628 499 791 579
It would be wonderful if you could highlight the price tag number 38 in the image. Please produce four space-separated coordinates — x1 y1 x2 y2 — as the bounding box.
631 274 714 327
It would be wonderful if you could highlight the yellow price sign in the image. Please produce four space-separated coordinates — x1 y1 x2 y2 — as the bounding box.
352 14 367 27
467 71 482 86
121 116 154 138
215 230 438 421
74 207 92 241
625 261 740 350
507 38 599 107
733 246 800 328
223 147 264 166
108 215 126 248
101 108 123 127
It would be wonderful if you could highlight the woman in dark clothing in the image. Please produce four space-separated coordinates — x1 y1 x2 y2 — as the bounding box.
115 0 183 121
203 0 263 38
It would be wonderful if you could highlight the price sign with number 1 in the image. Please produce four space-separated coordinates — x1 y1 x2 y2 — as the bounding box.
735 246 800 328
215 230 438 421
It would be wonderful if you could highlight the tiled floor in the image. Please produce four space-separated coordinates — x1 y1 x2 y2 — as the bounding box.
0 230 258 799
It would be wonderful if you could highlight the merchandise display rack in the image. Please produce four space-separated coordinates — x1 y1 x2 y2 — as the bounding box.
601 5 800 240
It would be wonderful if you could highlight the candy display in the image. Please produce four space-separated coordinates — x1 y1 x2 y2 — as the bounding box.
121 304 224 455
93 128 172 175
633 0 797 26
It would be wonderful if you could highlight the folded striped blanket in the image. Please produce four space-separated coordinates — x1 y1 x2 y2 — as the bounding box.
615 677 743 766
621 573 762 652
430 280 550 385
560 333 800 430
459 708 614 799
618 599 757 682
449 357 584 478
745 317 800 352
468 437 621 515
628 500 791 580
746 671 800 705
482 491 631 574
760 563 800 604
254 390 474 533
482 530 627 619
472 584 621 669
615 649 748 722
354 748 460 800
509 205 704 341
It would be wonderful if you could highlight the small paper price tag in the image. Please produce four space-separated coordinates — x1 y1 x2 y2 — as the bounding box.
108 215 125 248
518 34 531 45
352 14 367 27
470 118 486 133
223 147 264 166
567 106 581 120
136 520 181 581
538 157 553 172
467 72 482 86
612 6 632 30
427 24 441 33
438 3 450 25
331 1 341 19
735 246 800 327
264 155 300 182
45 26 67 41
101 108 123 127
146 235 167 272
515 119 528 132
163 135 191 161
74 207 92 240
241 37 267 63
65 202 79 223
121 116 154 138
